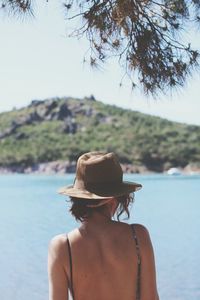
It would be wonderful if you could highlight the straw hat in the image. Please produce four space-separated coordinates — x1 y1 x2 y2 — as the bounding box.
58 152 142 199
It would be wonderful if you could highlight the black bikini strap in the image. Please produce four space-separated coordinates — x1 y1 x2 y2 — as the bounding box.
131 224 141 300
66 237 75 299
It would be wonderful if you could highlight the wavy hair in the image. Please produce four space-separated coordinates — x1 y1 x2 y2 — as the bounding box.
68 194 134 222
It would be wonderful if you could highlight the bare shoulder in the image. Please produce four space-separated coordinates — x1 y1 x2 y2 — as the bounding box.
132 223 150 236
48 233 69 262
131 224 159 299
48 228 79 258
49 233 67 250
132 223 148 234
131 223 153 251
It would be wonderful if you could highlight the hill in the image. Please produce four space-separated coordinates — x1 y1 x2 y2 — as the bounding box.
0 96 200 173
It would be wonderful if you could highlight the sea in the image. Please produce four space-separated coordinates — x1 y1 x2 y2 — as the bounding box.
0 174 200 300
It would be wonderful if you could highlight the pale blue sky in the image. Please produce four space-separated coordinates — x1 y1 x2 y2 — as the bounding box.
0 1 200 125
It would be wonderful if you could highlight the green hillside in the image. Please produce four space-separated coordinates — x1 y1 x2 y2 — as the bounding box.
0 96 200 172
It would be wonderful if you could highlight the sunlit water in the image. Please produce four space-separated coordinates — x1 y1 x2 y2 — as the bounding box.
0 174 200 300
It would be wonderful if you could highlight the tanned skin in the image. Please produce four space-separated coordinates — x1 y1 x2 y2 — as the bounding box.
48 198 159 300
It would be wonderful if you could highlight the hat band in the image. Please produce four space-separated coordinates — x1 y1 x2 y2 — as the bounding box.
86 198 113 207
74 179 122 191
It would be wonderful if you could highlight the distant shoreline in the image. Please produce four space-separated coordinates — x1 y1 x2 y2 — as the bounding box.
0 161 199 175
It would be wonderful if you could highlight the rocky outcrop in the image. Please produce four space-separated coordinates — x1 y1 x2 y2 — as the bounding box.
0 112 41 139
62 118 77 134
0 161 76 174
0 98 104 139
183 163 200 174
29 100 44 107
121 164 151 174
15 132 28 140
57 103 72 120
0 161 145 174
24 161 77 174
0 126 17 139
0 160 200 175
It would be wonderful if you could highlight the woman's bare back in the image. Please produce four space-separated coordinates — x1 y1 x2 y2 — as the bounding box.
67 221 138 300
48 220 159 300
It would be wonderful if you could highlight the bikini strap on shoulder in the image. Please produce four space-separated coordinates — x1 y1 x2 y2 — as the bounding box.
131 224 141 300
131 224 141 265
66 235 75 299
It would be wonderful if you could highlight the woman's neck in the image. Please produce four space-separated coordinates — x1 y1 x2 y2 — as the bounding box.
81 211 114 231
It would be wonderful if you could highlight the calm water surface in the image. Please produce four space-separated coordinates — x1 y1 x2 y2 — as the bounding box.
0 174 200 300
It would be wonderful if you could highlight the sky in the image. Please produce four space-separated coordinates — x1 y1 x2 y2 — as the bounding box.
0 1 200 125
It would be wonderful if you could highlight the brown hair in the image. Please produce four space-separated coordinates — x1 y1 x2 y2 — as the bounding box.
68 194 134 222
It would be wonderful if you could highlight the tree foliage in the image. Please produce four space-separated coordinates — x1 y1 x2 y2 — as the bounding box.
0 0 33 16
1 0 200 95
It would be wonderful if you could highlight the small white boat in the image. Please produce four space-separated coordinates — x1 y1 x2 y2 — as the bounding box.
167 167 182 175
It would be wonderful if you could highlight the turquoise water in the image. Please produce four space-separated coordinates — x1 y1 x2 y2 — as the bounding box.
0 174 200 300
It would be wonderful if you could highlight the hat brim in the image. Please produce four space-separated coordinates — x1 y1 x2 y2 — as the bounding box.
58 181 142 200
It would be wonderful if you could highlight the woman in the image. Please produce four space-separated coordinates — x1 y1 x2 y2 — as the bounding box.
48 152 159 300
